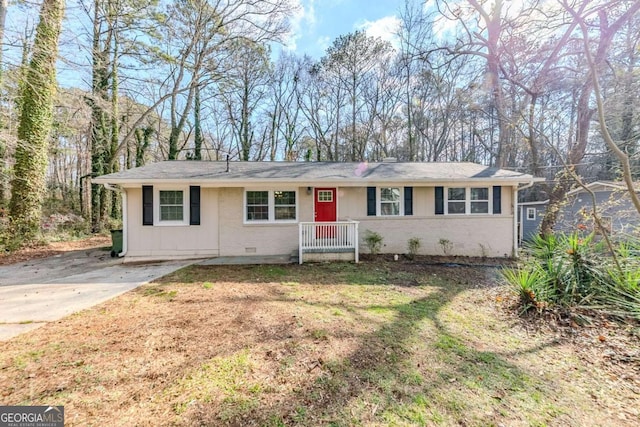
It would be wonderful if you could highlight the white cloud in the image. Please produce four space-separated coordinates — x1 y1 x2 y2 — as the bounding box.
355 15 402 49
316 35 332 53
283 0 317 52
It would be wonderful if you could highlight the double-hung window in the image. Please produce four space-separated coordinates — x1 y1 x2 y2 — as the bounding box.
470 188 489 213
246 190 297 223
142 185 198 226
246 191 269 221
274 191 296 220
159 190 184 221
526 207 536 220
151 187 190 226
367 187 412 217
447 188 466 214
380 187 401 216
445 187 491 215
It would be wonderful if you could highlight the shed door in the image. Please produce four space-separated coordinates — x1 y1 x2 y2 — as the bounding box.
314 188 337 238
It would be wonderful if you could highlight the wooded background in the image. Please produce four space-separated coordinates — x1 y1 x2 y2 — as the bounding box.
0 0 639 238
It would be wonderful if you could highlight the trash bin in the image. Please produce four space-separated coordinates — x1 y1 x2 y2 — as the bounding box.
110 229 123 257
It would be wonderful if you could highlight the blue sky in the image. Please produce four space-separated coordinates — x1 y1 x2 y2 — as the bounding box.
285 0 406 58
3 0 408 88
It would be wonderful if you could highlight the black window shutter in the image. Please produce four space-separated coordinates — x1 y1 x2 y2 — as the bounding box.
493 186 502 214
190 186 201 225
142 185 153 225
435 186 444 215
367 187 376 216
404 187 413 216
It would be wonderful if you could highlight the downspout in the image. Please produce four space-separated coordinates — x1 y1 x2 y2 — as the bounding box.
513 180 536 258
103 183 127 257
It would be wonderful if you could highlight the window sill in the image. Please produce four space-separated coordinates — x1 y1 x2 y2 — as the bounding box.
444 213 498 217
155 221 189 226
243 220 298 226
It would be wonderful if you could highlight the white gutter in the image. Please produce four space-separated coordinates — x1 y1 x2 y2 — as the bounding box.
513 180 538 257
92 178 536 188
103 183 127 258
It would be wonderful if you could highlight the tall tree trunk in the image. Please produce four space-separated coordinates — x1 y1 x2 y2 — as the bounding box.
0 0 8 208
9 0 65 240
194 83 202 160
135 127 152 167
405 65 415 161
467 0 510 167
241 81 251 160
89 0 113 231
109 24 120 220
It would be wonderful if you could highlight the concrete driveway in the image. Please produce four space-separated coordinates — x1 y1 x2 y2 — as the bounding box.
0 248 192 341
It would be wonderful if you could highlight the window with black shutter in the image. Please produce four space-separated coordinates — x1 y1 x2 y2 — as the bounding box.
435 186 444 215
142 185 153 225
367 187 376 216
190 186 201 225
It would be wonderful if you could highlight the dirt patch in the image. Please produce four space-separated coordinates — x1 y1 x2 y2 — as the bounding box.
0 235 111 266
360 253 517 267
0 261 637 426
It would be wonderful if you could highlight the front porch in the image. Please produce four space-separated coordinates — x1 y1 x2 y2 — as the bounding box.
298 221 360 264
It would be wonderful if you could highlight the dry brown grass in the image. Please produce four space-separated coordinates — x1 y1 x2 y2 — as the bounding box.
0 261 638 426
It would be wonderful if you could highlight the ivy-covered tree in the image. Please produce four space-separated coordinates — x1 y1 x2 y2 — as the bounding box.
9 0 65 241
0 0 8 208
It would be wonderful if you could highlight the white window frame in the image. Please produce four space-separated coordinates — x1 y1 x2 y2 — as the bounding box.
446 187 467 215
470 187 490 214
526 207 536 221
317 190 334 202
378 187 403 216
244 189 298 224
445 187 493 215
154 186 189 226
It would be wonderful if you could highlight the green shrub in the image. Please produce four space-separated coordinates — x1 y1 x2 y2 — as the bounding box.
407 237 421 259
524 233 560 262
502 264 550 313
594 263 640 321
506 232 640 320
364 230 383 255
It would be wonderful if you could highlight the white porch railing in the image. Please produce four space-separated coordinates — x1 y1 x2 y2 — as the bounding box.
298 221 359 264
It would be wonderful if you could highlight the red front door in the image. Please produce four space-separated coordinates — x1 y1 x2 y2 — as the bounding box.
314 188 337 238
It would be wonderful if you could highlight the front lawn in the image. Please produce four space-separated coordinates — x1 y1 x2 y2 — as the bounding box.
0 261 637 426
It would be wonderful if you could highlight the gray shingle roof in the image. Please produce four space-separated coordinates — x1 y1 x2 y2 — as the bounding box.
93 160 537 185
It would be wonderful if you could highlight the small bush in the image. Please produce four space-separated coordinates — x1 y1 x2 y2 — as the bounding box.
502 265 550 313
364 230 383 255
438 238 453 255
407 237 421 259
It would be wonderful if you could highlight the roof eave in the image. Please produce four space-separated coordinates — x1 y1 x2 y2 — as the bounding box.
94 176 539 187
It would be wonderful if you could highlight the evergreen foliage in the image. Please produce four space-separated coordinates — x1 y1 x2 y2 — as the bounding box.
503 233 640 321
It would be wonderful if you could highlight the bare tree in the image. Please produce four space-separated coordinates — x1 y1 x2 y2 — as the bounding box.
218 40 270 161
541 0 640 236
569 0 640 215
320 31 392 161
